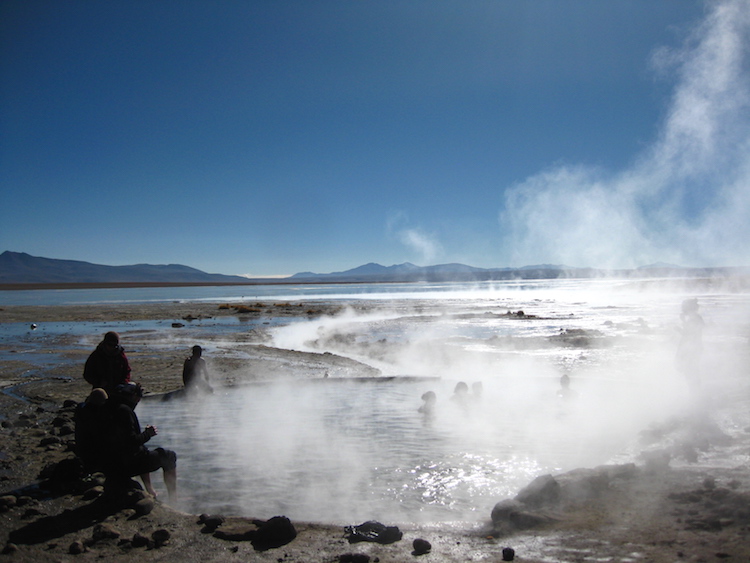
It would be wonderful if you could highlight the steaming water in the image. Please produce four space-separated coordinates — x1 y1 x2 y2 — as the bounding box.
3 279 749 525
126 279 750 525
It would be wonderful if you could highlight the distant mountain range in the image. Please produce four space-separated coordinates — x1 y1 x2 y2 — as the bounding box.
0 251 248 285
1 251 747 286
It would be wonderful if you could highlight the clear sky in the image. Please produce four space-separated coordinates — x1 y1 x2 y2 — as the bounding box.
2 0 749 277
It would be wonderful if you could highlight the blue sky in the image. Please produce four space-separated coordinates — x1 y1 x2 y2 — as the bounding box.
2 0 749 277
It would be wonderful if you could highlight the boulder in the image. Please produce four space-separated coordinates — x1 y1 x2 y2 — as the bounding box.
515 474 560 508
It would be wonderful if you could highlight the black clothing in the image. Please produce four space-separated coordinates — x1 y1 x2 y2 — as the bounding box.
73 401 109 473
83 343 131 394
108 402 176 477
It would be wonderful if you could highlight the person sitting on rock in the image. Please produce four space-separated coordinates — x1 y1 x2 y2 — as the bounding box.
182 345 213 395
83 331 131 395
74 387 110 474
106 382 177 501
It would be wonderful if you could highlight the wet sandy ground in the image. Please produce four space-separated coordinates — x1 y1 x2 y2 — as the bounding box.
1 301 750 562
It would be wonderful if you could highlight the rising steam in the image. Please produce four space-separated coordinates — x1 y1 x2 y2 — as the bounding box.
501 0 750 269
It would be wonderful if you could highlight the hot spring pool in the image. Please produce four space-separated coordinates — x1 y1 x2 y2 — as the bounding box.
137 373 677 525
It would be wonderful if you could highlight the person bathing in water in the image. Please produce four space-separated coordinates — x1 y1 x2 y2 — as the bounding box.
182 345 213 395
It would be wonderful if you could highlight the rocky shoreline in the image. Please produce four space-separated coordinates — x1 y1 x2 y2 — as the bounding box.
1 301 749 562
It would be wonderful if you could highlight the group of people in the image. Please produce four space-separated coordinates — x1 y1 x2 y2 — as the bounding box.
75 331 213 501
418 380 484 417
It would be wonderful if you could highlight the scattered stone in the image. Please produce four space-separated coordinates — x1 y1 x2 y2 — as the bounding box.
81 486 104 500
2 543 18 554
339 554 370 563
198 514 225 532
152 528 171 546
92 523 120 542
68 540 85 554
39 436 61 446
16 496 33 507
21 507 44 519
502 546 515 561
412 538 431 555
51 416 68 427
0 495 17 511
131 532 150 548
133 497 155 515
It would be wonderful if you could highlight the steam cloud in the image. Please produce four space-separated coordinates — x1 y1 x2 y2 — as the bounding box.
501 0 750 268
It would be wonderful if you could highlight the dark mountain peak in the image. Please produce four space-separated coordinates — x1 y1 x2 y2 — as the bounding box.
0 251 247 284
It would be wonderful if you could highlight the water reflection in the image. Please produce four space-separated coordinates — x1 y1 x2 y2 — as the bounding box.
138 377 636 524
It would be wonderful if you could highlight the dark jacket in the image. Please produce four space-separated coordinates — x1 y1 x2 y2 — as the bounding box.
83 343 131 393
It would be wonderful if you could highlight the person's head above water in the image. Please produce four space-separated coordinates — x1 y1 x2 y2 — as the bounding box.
421 391 436 403
453 382 469 395
191 345 202 357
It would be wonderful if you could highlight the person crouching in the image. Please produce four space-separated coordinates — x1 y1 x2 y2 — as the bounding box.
106 382 177 501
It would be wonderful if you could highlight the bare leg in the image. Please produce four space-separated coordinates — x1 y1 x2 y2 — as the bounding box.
140 472 157 497
164 468 177 501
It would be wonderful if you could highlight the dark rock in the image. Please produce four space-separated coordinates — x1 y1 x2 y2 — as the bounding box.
51 416 68 427
251 516 297 551
63 399 79 408
39 436 62 446
502 546 515 561
39 457 83 491
0 495 17 510
339 554 370 563
133 497 155 516
2 543 18 554
344 521 403 544
92 523 120 542
132 532 150 548
68 540 85 554
199 514 225 532
491 499 524 524
412 538 431 555
515 474 560 508
82 486 104 501
152 529 170 546
21 507 45 519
